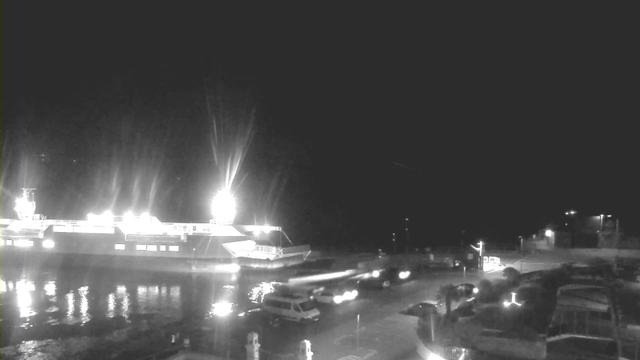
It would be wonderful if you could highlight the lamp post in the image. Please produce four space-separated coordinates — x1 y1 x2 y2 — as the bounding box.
470 241 483 270
392 232 397 254
405 218 410 254
600 214 612 232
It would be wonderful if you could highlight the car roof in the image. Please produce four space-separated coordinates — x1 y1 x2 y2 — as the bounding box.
264 293 309 302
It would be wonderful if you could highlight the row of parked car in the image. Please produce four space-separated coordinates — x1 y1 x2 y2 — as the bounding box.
205 266 417 328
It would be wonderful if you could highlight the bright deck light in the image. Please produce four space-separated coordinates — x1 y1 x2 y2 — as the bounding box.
211 189 236 224
42 239 55 249
545 229 554 237
399 270 411 280
372 270 380 278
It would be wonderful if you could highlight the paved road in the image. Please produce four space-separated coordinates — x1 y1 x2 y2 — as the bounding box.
250 270 480 360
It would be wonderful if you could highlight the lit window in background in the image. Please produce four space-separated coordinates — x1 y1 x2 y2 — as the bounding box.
136 244 146 251
15 240 34 247
169 246 179 252
1 240 5 246
147 245 158 251
160 245 167 251
115 243 125 250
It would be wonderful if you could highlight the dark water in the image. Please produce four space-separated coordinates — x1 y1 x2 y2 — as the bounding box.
0 264 287 336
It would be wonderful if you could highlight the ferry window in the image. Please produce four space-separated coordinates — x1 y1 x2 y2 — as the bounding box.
136 244 147 251
115 243 125 250
169 245 179 252
7 240 12 246
147 245 158 251
160 245 167 251
0 240 4 246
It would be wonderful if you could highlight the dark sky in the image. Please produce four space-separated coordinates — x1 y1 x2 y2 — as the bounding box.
2 4 638 249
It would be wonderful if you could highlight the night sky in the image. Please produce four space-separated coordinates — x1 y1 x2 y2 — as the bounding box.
2 4 637 250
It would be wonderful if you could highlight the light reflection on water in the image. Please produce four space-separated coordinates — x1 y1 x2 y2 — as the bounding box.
79 286 89 323
16 280 35 318
66 292 75 323
0 267 290 331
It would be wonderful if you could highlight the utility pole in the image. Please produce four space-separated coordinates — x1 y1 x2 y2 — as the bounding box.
392 232 397 254
405 218 410 253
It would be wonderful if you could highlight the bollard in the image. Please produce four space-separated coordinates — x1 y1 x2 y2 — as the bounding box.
246 332 260 360
356 314 360 349
298 339 312 360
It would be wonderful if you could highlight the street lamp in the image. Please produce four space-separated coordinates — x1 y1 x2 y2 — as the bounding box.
599 214 612 232
470 241 484 270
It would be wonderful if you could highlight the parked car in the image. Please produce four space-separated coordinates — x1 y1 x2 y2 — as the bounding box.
262 293 320 323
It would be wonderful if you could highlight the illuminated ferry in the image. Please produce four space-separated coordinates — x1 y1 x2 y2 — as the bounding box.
0 189 311 271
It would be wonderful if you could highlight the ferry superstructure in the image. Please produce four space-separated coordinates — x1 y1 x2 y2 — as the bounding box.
0 189 311 271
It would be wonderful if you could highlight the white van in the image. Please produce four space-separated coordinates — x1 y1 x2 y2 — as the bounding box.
262 293 320 323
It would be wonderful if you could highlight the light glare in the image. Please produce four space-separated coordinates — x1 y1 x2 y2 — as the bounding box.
212 302 234 316
43 239 55 249
211 189 236 224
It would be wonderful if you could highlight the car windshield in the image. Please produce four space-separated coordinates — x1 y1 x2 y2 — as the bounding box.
299 300 316 312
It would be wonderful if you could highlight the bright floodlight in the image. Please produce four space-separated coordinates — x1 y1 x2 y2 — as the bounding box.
211 189 236 224
42 239 55 249
333 295 344 304
372 270 380 278
545 229 554 237
124 211 135 222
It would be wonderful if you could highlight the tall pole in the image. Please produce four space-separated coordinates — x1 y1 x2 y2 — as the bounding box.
599 214 604 232
392 232 397 254
405 218 410 253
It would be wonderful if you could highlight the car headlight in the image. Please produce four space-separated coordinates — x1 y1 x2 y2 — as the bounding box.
372 270 380 278
333 295 344 304
399 270 410 279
